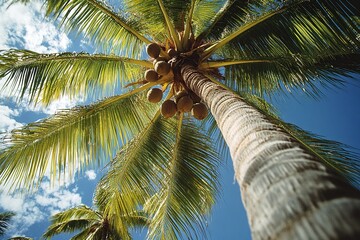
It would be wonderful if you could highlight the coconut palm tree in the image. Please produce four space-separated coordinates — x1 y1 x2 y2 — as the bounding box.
42 199 148 240
0 212 33 240
0 212 15 236
0 0 360 239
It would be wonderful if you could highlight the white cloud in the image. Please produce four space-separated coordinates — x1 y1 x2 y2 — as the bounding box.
0 1 71 53
0 104 22 132
0 3 87 236
28 95 85 115
85 170 97 180
0 178 82 236
0 0 83 116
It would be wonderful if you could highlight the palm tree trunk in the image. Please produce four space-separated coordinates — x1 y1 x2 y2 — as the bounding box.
180 63 360 239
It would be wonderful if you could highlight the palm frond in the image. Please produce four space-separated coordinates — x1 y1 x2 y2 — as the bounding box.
124 210 150 228
42 205 100 239
70 227 99 240
181 0 224 47
44 0 150 56
211 0 359 60
191 0 223 37
157 0 182 50
123 0 194 45
0 91 157 190
0 211 15 235
222 53 360 98
182 0 195 50
197 0 250 40
0 49 152 105
95 111 172 217
202 1 291 59
122 0 168 42
145 117 219 240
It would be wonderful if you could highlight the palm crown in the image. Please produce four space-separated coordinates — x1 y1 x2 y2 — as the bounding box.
0 0 359 239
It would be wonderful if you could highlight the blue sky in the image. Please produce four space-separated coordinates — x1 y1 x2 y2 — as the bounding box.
0 1 359 239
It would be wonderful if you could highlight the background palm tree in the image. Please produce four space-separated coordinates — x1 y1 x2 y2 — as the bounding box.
43 200 148 240
0 212 33 240
0 0 359 239
0 212 15 236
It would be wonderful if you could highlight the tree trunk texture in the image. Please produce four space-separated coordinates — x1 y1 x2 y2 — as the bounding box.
180 63 360 240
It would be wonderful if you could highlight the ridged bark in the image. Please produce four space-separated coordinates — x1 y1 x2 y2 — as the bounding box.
180 63 360 240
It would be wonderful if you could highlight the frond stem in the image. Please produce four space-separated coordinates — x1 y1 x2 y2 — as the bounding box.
157 0 182 51
200 59 272 68
183 0 196 50
13 53 153 68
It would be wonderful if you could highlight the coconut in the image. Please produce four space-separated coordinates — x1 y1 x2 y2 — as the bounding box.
144 69 159 82
146 43 161 58
147 88 163 103
153 57 167 66
191 103 208 120
176 95 193 112
161 100 177 118
175 90 188 103
167 48 178 58
155 61 171 75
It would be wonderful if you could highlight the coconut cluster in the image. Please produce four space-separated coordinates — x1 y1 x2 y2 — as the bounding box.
145 43 208 120
158 90 208 120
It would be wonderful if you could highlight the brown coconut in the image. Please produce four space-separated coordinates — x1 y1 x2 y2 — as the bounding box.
161 100 177 118
147 88 163 103
153 57 167 66
155 61 171 75
176 95 193 112
144 69 159 82
146 43 161 59
167 48 178 58
191 103 208 120
175 90 188 103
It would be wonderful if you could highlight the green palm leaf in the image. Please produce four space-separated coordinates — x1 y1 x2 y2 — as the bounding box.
43 205 100 238
220 53 360 97
145 116 219 239
98 113 219 239
0 211 15 236
0 91 157 190
198 0 359 97
0 49 152 105
197 0 252 40
122 0 168 42
191 0 223 36
123 0 222 45
96 112 174 216
44 0 150 56
43 200 145 240
209 0 359 59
